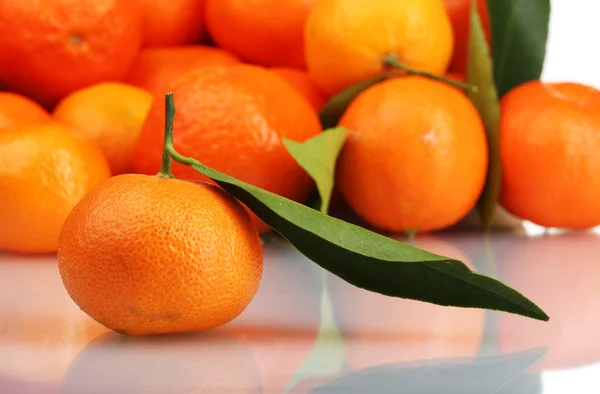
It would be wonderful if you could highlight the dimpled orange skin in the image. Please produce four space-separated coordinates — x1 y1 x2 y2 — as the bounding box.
205 0 317 68
270 67 327 113
57 174 264 336
134 65 321 232
0 0 143 108
53 82 154 175
0 123 111 254
0 92 52 131
305 0 454 97
337 76 488 233
500 81 600 229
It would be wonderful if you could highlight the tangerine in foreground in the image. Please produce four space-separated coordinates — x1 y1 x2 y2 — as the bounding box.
57 174 264 336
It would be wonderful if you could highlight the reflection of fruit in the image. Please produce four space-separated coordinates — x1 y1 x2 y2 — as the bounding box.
337 76 488 233
0 124 111 254
500 81 600 229
329 236 485 369
222 242 321 393
61 331 261 393
271 67 327 113
53 83 153 175
134 65 321 232
0 92 51 131
206 0 317 68
124 46 240 98
57 174 264 336
0 0 143 107
443 0 491 75
497 234 600 371
0 256 109 385
139 0 206 47
305 0 454 96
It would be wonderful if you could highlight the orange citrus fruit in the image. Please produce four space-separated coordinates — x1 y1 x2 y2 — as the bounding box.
0 92 51 131
0 123 111 254
0 0 143 107
337 76 488 233
205 0 317 68
305 0 454 96
500 81 600 229
123 46 241 98
57 174 264 336
139 0 207 47
443 0 491 75
134 65 322 232
271 67 327 112
53 82 153 175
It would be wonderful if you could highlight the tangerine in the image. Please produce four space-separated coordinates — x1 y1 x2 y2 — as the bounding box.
0 0 143 107
305 0 454 96
57 174 263 336
205 0 317 68
53 82 153 175
0 123 111 254
500 81 600 229
337 76 488 233
134 65 321 232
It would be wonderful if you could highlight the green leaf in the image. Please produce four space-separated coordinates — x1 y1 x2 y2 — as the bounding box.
319 74 390 129
163 93 549 323
183 160 548 321
283 127 348 214
312 347 547 394
488 0 551 97
467 0 502 230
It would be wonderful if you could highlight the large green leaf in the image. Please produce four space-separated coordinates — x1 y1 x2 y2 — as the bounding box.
163 93 549 322
467 0 502 229
488 0 551 97
319 74 390 129
283 127 348 214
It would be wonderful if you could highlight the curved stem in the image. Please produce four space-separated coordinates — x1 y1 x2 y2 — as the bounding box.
156 93 177 178
383 53 478 93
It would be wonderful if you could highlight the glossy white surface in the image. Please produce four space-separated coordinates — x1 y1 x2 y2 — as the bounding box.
1 231 599 393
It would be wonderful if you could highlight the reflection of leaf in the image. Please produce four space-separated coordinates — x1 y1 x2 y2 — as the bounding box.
311 347 547 394
319 74 392 129
165 93 550 321
488 0 551 97
284 269 347 393
283 127 348 214
467 0 502 230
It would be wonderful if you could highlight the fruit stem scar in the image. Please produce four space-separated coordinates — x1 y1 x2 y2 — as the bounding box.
382 53 478 93
156 93 177 179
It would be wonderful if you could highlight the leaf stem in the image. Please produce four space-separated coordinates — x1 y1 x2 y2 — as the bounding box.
156 93 177 179
382 53 478 93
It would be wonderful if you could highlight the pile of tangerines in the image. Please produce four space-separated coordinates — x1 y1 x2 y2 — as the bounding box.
0 0 598 336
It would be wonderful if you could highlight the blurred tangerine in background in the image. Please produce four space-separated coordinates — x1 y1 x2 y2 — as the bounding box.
138 0 207 47
0 92 51 131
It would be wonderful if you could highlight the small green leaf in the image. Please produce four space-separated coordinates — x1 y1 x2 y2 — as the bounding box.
312 347 547 393
467 0 502 230
488 0 551 97
283 127 348 214
163 93 549 323
319 74 390 129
